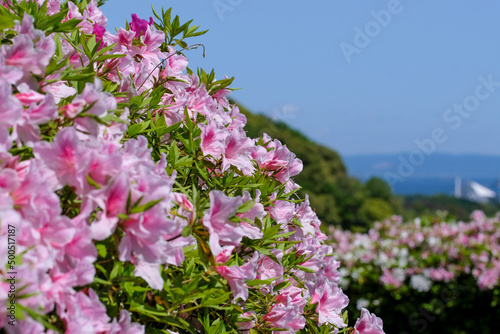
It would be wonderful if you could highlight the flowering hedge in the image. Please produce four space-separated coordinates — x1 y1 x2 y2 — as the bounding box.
328 211 500 333
0 1 385 333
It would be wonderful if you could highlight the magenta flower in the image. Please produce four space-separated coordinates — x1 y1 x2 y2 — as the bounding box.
130 13 154 37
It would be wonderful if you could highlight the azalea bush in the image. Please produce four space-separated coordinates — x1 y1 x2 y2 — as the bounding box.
0 1 385 333
329 211 500 333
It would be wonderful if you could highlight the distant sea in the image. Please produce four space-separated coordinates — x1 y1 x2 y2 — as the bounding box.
370 177 500 196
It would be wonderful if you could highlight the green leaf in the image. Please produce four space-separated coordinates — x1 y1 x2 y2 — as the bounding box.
53 18 82 33
96 244 107 258
95 264 108 279
262 224 281 241
101 113 129 125
86 174 102 189
127 120 150 136
273 231 296 239
110 261 123 280
246 277 278 287
94 277 113 285
94 53 126 62
94 42 119 58
183 107 194 132
0 14 15 30
130 305 167 319
253 246 278 263
237 200 254 214
273 280 292 292
16 304 62 333
181 226 192 237
295 265 316 273
129 197 164 214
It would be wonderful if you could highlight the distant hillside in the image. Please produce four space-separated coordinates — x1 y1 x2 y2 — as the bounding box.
401 194 500 221
239 104 398 229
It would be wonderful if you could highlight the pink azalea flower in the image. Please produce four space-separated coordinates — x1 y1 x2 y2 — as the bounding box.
173 192 194 211
257 249 284 281
221 129 255 175
41 0 62 15
237 190 266 223
15 89 45 105
33 127 88 189
263 296 306 332
267 199 296 228
72 79 117 135
0 77 22 129
0 53 23 85
203 190 261 256
310 277 349 327
259 137 303 183
199 121 228 158
89 173 129 240
354 308 385 334
41 78 76 103
64 1 83 22
213 88 231 109
237 311 257 332
2 15 55 87
215 245 235 264
38 216 76 250
159 46 189 78
109 310 146 334
132 257 164 290
274 285 309 313
14 93 58 145
118 206 175 264
61 289 112 333
11 160 60 230
380 268 404 288
216 252 258 302
78 0 107 34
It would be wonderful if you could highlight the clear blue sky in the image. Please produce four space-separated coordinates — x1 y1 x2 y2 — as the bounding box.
102 0 500 156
